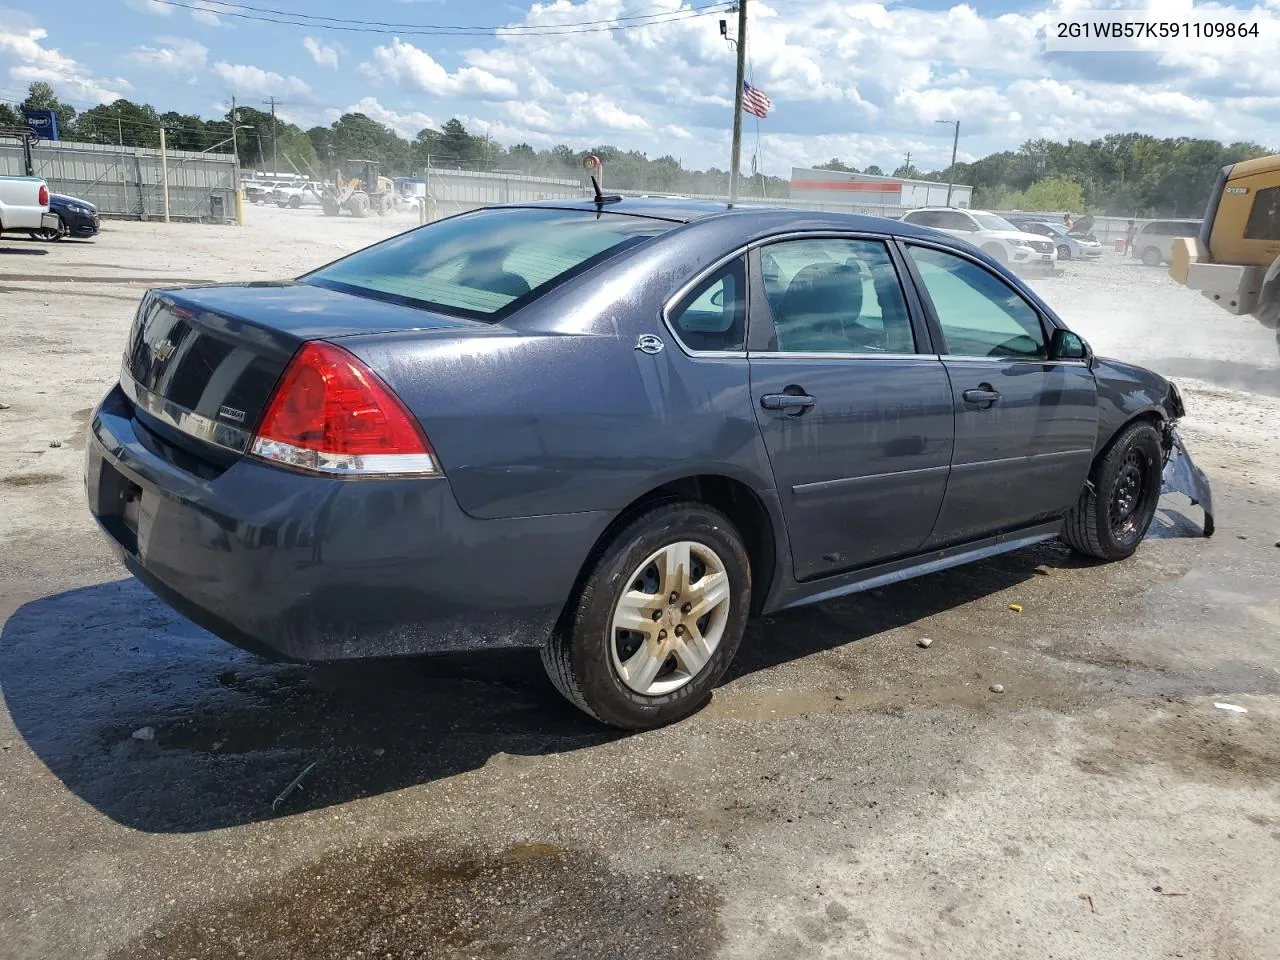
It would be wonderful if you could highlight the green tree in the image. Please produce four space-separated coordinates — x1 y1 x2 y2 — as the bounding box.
816 157 855 172
1020 176 1085 211
20 81 76 134
863 164 884 176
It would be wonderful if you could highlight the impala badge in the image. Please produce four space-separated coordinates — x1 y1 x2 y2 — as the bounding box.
635 334 664 355
217 405 247 424
150 338 175 363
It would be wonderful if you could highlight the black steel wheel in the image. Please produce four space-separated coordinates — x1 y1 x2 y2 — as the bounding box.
1063 419 1164 561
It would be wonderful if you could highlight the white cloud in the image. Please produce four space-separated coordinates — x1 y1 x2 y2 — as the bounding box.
127 36 207 71
0 21 129 103
187 1 221 26
343 96 435 137
212 61 312 98
360 38 518 99
303 36 341 70
124 0 172 16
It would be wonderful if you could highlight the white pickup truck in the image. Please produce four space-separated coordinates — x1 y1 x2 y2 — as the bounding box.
0 175 60 237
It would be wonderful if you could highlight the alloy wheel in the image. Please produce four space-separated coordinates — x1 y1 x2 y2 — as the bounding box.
610 540 731 697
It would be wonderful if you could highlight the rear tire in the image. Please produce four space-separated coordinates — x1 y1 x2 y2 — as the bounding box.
1062 420 1164 561
1141 246 1162 267
541 502 751 729
33 217 63 241
288 196 302 209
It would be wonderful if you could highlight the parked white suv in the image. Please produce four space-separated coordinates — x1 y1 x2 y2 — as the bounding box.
900 208 1057 270
1133 219 1201 267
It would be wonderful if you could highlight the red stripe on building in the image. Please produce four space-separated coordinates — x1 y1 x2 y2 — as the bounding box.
791 179 903 193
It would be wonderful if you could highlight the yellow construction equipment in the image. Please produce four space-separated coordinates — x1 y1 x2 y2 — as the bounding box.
319 159 395 218
1170 154 1280 340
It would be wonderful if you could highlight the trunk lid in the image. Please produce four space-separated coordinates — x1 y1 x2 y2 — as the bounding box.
121 281 489 465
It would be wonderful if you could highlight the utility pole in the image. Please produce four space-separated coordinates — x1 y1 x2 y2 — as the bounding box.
159 126 170 223
727 0 748 205
263 96 281 176
903 150 911 174
117 115 123 146
936 119 960 206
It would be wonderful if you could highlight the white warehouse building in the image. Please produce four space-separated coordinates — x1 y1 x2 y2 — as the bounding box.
789 167 973 212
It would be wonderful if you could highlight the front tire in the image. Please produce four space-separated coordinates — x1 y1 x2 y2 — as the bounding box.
1057 245 1071 260
982 243 1008 265
542 502 751 729
1141 246 1162 267
1063 420 1164 561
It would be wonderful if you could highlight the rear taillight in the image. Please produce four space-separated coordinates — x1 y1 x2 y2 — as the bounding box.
250 341 440 477
38 184 49 206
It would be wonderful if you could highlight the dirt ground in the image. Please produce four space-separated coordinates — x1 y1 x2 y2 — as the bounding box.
1 205 1278 960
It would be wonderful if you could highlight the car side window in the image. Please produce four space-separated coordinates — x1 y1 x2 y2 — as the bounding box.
667 256 746 352
937 211 977 232
760 238 917 355
906 245 1048 359
1246 186 1280 241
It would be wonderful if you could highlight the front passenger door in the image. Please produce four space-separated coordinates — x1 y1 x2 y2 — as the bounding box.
904 244 1098 546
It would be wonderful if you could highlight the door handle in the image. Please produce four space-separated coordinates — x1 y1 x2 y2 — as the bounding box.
761 393 816 412
962 386 1001 405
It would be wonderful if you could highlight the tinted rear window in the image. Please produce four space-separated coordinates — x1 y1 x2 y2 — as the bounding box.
303 208 673 320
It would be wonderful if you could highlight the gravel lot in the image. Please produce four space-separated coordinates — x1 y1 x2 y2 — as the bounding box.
1 206 1278 960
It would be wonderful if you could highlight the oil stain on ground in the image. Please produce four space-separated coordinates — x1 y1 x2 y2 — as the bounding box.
109 838 723 960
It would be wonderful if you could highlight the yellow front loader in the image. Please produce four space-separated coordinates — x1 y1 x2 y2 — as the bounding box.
1170 154 1280 343
319 160 395 218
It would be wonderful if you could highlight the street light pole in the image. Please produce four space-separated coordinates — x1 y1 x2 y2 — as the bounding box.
936 119 959 206
727 0 748 205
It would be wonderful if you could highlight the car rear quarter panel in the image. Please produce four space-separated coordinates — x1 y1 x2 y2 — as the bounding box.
341 231 777 521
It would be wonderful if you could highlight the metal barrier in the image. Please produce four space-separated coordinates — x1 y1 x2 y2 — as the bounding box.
0 139 238 222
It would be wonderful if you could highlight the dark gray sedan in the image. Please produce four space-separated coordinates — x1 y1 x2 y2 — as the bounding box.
85 199 1213 729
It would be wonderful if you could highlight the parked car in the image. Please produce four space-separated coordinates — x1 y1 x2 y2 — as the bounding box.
273 182 322 209
1134 219 1202 267
33 192 100 241
244 180 295 204
0 175 59 238
85 200 1213 729
1007 217 1103 260
899 207 1058 270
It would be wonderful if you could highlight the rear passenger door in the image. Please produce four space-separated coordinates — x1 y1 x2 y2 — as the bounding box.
749 236 954 580
902 243 1098 546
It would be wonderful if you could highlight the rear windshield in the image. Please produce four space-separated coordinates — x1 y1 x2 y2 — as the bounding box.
303 208 673 320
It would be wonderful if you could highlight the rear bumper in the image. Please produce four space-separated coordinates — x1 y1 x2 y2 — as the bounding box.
85 383 610 660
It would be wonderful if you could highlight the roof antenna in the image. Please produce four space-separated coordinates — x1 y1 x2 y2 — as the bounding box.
590 174 622 208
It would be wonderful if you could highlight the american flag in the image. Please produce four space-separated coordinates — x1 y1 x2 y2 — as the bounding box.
742 81 772 119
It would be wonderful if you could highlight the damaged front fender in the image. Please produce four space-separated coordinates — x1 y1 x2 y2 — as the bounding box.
1161 426 1215 537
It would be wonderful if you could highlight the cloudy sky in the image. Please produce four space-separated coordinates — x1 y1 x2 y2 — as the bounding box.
3 0 1280 174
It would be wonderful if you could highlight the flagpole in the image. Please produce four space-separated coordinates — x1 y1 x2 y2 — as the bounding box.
728 0 748 205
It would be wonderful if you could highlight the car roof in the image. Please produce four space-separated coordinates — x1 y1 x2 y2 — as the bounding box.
492 197 946 240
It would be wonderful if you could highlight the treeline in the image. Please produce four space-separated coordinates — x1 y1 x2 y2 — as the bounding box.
6 82 1273 215
817 134 1274 217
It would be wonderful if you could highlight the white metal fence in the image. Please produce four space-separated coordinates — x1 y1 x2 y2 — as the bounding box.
0 140 238 221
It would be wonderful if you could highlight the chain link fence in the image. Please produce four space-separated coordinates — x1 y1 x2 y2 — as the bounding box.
0 139 237 221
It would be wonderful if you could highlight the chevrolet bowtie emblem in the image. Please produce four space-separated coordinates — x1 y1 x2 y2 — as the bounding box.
150 338 175 363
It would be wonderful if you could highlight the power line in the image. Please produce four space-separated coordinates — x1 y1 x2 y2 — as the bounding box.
188 0 732 32
145 0 731 35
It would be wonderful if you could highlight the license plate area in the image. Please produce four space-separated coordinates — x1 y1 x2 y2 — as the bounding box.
98 460 142 556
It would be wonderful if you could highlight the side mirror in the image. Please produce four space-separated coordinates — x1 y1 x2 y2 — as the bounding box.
1050 328 1092 363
